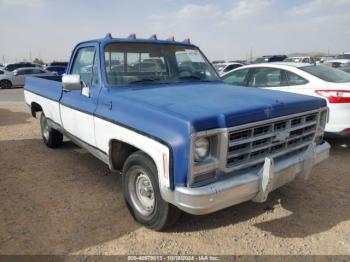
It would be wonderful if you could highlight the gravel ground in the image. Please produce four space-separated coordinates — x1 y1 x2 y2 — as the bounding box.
0 90 350 255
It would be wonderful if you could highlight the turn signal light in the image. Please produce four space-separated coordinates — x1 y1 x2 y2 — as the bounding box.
315 90 350 103
343 128 350 134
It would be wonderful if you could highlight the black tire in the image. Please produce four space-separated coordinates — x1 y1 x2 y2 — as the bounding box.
40 113 63 148
122 151 181 231
0 80 12 89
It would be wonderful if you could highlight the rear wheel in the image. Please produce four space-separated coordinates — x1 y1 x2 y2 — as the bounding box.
0 80 12 89
40 113 63 148
122 151 181 231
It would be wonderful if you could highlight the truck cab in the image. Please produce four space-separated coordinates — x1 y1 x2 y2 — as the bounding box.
24 34 330 230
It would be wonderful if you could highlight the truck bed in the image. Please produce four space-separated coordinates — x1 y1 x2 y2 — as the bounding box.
24 76 63 102
24 76 63 126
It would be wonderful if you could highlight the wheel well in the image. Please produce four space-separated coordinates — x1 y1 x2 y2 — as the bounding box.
109 140 139 171
30 102 42 118
0 79 12 85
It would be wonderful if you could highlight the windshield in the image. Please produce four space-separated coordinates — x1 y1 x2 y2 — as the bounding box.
104 43 219 86
300 65 350 83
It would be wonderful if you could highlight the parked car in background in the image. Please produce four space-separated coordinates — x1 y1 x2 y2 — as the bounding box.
47 61 69 67
0 68 10 76
45 65 67 76
24 34 329 230
318 56 336 64
324 59 350 73
3 62 41 72
0 67 53 89
222 62 350 135
213 62 244 75
284 56 315 64
335 53 350 60
254 55 287 63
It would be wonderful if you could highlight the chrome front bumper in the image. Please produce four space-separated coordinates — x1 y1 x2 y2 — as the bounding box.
162 142 330 215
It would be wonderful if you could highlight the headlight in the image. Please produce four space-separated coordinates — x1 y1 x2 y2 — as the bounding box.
194 137 210 162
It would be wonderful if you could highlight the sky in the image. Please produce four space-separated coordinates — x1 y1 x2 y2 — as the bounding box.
0 0 350 63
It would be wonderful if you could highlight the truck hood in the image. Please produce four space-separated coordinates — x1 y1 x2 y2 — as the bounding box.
114 82 326 132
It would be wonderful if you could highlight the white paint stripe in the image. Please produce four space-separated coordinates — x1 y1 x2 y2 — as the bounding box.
24 90 61 124
24 90 171 188
94 117 171 188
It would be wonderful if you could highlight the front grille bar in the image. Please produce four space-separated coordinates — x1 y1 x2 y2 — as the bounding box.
226 112 320 172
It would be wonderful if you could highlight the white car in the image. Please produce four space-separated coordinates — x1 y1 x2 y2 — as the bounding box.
284 56 315 64
213 62 244 75
221 62 350 135
0 67 53 89
324 59 350 73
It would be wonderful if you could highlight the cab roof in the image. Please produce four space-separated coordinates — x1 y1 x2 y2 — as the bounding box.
78 33 197 48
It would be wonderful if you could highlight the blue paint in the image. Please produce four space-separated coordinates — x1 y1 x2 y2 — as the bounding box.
25 36 327 187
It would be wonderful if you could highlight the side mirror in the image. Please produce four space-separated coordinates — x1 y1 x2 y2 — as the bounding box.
13 71 18 76
62 74 81 91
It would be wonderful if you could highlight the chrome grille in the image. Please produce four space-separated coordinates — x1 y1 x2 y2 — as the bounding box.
227 112 319 171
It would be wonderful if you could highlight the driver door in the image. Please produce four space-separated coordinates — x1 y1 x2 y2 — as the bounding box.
60 45 101 147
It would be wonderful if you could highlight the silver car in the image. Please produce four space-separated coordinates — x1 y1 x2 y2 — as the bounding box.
0 67 53 89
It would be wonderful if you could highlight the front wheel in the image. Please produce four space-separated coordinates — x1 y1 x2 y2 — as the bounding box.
122 151 181 231
40 113 63 148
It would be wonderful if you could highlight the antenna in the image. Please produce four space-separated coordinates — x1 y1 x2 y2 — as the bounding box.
127 33 137 39
149 34 157 40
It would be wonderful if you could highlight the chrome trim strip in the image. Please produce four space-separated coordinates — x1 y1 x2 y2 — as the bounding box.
166 141 330 215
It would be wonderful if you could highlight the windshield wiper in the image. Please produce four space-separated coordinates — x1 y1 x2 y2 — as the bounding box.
129 78 162 84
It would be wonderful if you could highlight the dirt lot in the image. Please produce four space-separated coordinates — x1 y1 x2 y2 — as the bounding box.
0 89 350 255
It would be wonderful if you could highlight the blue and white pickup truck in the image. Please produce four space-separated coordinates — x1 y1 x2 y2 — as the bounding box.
24 34 330 230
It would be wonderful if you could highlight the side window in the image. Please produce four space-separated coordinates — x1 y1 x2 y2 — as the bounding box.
31 69 44 74
223 65 234 72
25 69 35 74
71 47 95 86
222 68 249 86
285 71 308 86
91 52 99 85
248 68 287 87
16 69 27 75
0 70 3 75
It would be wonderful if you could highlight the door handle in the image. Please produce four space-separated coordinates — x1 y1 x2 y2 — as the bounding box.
102 101 112 110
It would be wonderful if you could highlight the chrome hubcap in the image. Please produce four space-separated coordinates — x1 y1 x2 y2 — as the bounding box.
43 118 50 140
129 169 155 216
